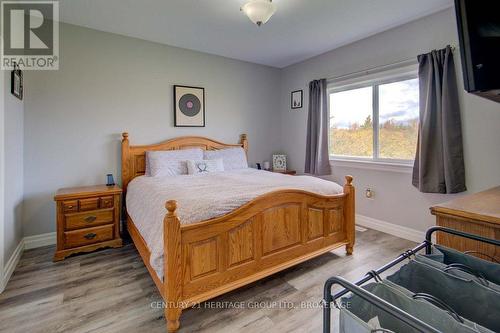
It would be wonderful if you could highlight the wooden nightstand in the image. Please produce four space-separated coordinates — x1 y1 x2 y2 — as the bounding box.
273 170 297 175
53 185 123 261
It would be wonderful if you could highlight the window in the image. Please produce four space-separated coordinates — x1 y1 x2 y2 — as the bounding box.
329 71 419 163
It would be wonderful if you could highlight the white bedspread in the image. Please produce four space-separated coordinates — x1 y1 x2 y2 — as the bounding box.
126 168 343 279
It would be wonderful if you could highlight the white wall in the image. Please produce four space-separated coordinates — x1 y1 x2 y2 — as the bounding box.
3 70 24 265
23 23 282 236
279 9 500 232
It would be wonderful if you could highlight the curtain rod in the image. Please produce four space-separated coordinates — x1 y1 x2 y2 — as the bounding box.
324 44 457 83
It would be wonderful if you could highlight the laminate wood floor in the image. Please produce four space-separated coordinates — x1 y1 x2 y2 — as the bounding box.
0 228 416 333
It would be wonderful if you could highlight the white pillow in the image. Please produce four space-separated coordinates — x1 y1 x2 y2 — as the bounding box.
146 148 203 177
204 147 248 171
186 159 224 175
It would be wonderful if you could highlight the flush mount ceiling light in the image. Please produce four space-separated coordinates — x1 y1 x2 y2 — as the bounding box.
241 0 276 27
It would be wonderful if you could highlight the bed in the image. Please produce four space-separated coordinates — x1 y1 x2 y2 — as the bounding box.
121 133 355 332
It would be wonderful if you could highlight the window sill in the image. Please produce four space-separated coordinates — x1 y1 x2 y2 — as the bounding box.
329 158 413 174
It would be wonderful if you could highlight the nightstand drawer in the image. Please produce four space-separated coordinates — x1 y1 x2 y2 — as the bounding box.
64 225 114 248
79 197 100 211
65 209 114 230
62 200 78 213
100 196 114 208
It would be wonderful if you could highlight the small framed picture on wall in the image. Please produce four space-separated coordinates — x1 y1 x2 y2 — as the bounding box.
11 64 23 100
291 90 302 109
174 85 205 127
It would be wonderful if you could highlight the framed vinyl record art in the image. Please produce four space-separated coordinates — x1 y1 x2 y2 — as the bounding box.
174 85 205 127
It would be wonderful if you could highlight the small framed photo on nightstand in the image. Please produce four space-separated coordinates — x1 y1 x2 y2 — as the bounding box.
272 154 287 172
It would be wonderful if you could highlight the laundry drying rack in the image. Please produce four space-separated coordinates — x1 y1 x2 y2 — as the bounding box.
323 226 500 333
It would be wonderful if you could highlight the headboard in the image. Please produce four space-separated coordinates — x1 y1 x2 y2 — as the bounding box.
121 132 248 193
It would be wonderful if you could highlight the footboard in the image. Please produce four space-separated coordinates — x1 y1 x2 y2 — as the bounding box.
163 176 355 332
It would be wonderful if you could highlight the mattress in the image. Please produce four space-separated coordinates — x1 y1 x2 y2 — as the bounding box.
126 168 343 279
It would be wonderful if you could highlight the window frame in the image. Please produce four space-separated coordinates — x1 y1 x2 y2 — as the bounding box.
327 65 419 166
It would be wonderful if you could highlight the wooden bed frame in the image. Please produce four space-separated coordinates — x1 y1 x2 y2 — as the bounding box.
121 132 355 332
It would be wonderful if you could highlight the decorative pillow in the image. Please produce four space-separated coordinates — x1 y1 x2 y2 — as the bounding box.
186 159 224 175
146 148 203 177
203 147 248 171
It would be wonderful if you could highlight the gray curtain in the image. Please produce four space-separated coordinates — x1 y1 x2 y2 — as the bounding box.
305 79 331 175
412 46 466 193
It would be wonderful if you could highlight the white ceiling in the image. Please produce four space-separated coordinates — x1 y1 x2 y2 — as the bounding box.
59 0 453 68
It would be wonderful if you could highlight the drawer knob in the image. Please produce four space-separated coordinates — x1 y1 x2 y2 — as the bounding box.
84 216 97 223
84 233 97 240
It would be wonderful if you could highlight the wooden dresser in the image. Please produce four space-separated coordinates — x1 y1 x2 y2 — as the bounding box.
54 185 123 261
430 186 500 262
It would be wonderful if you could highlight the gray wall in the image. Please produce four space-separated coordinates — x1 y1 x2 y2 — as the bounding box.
23 23 281 236
19 9 500 239
279 9 500 232
0 69 5 277
3 70 24 263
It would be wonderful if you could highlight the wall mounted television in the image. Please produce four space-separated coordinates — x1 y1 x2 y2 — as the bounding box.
455 0 500 103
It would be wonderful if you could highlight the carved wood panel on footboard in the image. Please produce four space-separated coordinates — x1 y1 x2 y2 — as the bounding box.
178 191 350 304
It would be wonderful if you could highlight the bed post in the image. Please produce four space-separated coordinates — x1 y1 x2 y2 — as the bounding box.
121 132 130 193
164 200 182 332
240 133 248 154
343 175 355 255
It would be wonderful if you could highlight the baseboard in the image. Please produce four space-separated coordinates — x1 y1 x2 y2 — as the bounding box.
1 238 25 293
2 219 420 291
24 232 56 250
1 232 56 293
356 214 424 243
